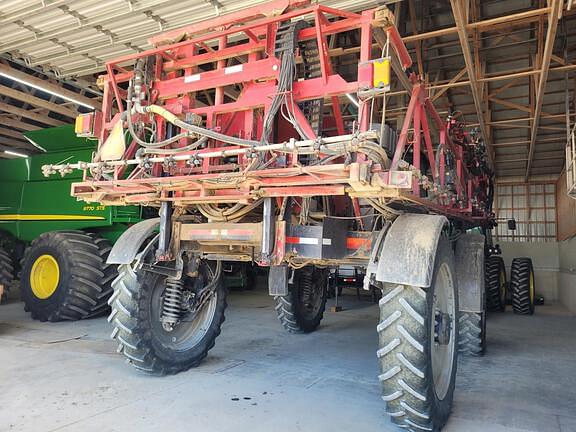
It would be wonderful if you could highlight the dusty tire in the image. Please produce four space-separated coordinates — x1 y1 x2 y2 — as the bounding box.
109 261 227 375
458 312 485 356
485 256 506 312
377 238 458 431
274 266 328 333
20 231 114 322
0 248 14 303
511 258 535 315
84 234 116 318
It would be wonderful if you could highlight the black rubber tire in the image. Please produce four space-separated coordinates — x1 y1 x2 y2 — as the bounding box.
511 257 535 315
458 311 486 356
485 256 506 312
274 266 328 333
0 248 14 303
377 238 458 431
20 231 115 322
84 234 117 318
109 262 227 375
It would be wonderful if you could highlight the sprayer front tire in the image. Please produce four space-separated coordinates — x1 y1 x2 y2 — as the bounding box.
0 248 14 303
274 266 328 333
109 262 227 375
20 231 114 322
377 238 458 431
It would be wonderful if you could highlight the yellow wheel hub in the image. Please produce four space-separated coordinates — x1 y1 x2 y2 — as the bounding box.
529 271 535 304
30 254 60 299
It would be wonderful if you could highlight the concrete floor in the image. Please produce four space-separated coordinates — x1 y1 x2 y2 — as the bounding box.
1 283 575 432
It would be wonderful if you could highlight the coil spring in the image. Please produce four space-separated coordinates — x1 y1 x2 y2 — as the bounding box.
161 277 184 330
299 268 315 309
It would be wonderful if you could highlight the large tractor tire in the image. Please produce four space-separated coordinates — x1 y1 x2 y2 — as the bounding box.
485 256 506 312
377 237 458 431
274 265 328 333
458 311 486 356
0 248 14 303
511 258 535 315
109 259 227 375
20 231 115 322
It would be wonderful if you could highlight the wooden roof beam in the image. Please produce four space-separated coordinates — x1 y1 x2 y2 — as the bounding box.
525 0 563 180
0 63 100 111
0 135 39 150
450 0 492 164
0 116 42 131
0 126 27 140
403 7 551 44
0 84 77 119
0 101 66 127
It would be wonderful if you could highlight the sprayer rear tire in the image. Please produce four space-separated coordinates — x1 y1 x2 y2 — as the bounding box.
511 258 535 315
458 311 486 356
274 266 328 333
20 231 114 322
109 262 227 375
485 256 506 312
0 248 14 303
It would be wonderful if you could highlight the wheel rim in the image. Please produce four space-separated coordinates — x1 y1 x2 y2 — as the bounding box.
529 270 534 305
150 263 219 351
30 254 60 299
431 262 456 401
499 269 506 304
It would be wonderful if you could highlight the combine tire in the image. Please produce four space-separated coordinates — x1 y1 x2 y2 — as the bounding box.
274 266 328 333
20 231 115 322
485 256 506 312
458 311 486 356
377 238 458 431
0 248 14 303
511 258 535 315
109 260 227 375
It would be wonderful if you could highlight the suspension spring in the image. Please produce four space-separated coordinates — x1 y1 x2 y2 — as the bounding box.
299 267 315 308
161 277 184 331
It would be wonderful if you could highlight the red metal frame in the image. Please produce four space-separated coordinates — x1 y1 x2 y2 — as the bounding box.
72 0 493 225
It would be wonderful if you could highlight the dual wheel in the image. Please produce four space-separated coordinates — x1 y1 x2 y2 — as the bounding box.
485 255 535 315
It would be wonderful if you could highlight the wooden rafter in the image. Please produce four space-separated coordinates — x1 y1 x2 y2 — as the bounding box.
0 116 42 131
450 0 492 163
525 0 563 179
0 101 65 127
0 84 77 119
431 68 467 102
0 126 29 140
0 63 100 110
408 0 424 77
404 7 552 44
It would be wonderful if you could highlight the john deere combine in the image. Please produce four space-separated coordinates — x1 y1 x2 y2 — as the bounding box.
0 125 142 321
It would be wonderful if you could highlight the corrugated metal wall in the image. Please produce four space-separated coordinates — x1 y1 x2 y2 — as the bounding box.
494 183 557 242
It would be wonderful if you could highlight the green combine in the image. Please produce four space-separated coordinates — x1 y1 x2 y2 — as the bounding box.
0 125 142 321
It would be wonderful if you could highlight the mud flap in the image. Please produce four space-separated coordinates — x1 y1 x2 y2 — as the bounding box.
107 218 160 264
269 265 289 296
455 233 485 313
375 214 447 287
